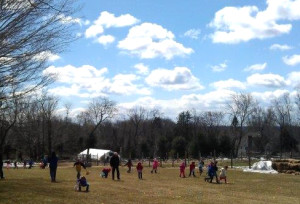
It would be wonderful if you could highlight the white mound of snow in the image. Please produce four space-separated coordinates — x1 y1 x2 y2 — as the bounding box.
243 160 278 174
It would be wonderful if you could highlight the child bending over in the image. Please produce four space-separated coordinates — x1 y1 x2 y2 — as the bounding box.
101 167 111 178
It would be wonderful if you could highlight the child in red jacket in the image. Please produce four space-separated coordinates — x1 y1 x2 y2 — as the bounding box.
189 161 196 177
179 162 186 178
136 162 143 179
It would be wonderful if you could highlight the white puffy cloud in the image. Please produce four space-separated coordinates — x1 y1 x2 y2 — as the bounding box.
145 67 204 91
133 63 149 75
85 11 139 38
34 51 60 62
247 73 287 88
211 62 227 72
209 0 300 44
269 44 293 51
58 14 89 26
282 54 300 66
252 89 291 105
210 79 246 90
97 35 115 45
109 74 151 95
43 65 151 97
118 89 234 120
244 63 267 72
287 71 300 87
118 23 193 60
184 29 201 39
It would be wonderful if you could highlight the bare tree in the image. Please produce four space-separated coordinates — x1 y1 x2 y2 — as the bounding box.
0 0 79 101
0 88 24 160
296 89 300 123
272 93 295 158
39 93 59 155
200 111 224 156
84 97 117 158
227 93 256 157
127 106 147 158
247 106 276 153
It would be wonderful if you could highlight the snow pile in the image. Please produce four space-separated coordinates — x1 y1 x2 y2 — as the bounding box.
243 160 278 174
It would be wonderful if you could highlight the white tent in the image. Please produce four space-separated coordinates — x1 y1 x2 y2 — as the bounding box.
78 148 112 160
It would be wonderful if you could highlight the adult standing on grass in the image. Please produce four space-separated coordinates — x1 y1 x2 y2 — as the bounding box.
0 155 4 179
110 152 120 180
48 152 58 182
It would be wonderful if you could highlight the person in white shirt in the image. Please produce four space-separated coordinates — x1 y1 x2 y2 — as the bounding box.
219 166 228 184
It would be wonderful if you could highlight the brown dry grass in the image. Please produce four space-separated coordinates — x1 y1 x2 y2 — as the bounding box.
0 164 299 204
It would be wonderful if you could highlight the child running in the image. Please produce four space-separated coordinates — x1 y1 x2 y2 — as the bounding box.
219 166 228 184
73 159 86 179
136 162 143 179
179 162 186 178
189 161 196 177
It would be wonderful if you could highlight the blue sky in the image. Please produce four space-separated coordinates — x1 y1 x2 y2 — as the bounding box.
43 0 300 119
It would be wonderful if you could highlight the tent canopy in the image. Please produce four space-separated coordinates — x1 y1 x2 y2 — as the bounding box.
78 148 112 160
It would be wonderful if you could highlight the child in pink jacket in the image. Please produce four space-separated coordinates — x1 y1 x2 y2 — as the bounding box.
179 162 186 178
151 158 159 173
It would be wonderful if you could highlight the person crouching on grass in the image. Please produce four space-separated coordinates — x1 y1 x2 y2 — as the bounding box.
77 176 89 192
136 162 143 180
179 162 186 178
101 167 111 178
219 166 228 184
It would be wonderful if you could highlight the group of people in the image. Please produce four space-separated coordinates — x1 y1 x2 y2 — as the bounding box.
1 151 228 194
122 158 228 184
203 161 228 184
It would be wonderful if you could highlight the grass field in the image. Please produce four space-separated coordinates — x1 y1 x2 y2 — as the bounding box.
0 163 299 204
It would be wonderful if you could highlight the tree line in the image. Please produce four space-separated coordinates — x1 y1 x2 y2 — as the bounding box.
1 91 300 161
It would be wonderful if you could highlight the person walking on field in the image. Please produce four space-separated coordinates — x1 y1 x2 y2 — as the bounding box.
151 158 159 173
198 159 204 176
136 162 143 180
189 161 196 177
48 152 58 182
179 162 186 178
124 159 133 173
110 152 120 180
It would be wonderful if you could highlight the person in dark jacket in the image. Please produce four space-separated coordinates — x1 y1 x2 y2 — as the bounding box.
0 155 4 179
48 152 58 182
109 152 120 180
124 159 132 173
